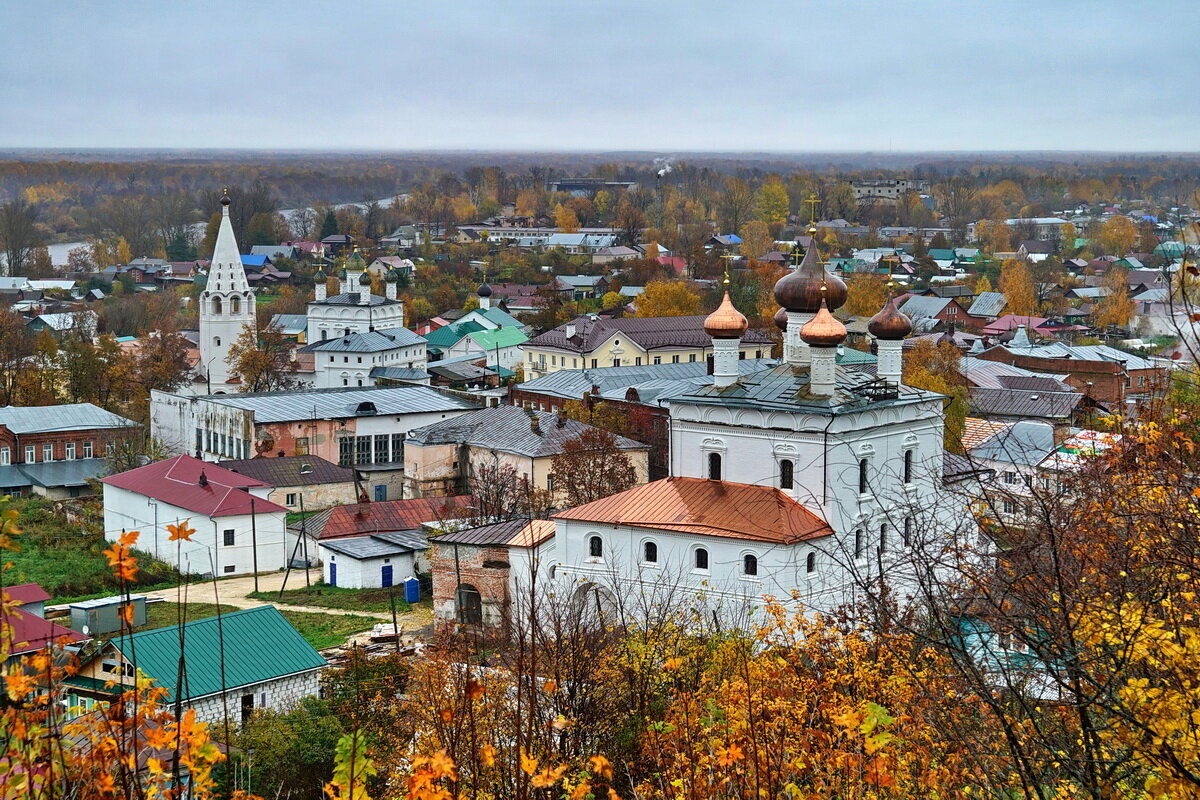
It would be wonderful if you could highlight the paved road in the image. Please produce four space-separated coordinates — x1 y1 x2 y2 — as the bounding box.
139 570 400 622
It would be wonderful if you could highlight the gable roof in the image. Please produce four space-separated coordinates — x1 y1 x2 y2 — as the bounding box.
967 291 1007 318
319 529 431 559
528 314 772 353
406 406 648 458
301 327 424 354
5 583 51 605
552 476 831 543
101 455 288 517
4 605 87 655
468 327 528 350
968 420 1058 466
217 455 355 487
898 295 956 319
423 319 485 349
431 518 555 548
0 403 136 434
200 385 478 424
970 388 1083 420
318 495 477 540
111 606 324 702
269 314 309 335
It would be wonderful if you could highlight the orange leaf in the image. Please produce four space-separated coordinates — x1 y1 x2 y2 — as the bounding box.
465 679 485 701
480 744 496 767
589 754 613 780
439 707 454 723
167 521 195 542
520 749 539 776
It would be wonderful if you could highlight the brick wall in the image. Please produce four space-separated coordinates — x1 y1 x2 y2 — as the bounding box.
430 540 512 639
0 425 138 464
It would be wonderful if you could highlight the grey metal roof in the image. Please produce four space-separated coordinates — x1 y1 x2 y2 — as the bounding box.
666 362 944 415
407 405 648 458
1002 343 1157 371
370 366 431 382
431 517 533 546
218 455 355 487
967 292 1006 318
270 314 309 334
528 314 773 353
310 293 400 307
968 420 1058 466
0 403 137 434
970 388 1082 422
319 530 429 559
203 385 479 423
514 359 777 401
0 458 111 490
898 295 954 320
427 362 493 381
959 357 1071 391
300 327 424 354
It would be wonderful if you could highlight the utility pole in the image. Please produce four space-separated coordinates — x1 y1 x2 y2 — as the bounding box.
249 494 259 593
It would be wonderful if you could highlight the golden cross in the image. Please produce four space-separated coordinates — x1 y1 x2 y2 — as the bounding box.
791 243 804 267
720 251 737 285
805 194 821 225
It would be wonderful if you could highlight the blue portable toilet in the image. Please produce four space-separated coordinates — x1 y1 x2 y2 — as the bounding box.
404 576 421 603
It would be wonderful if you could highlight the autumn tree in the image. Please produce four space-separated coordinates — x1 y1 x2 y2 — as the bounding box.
998 257 1036 316
1098 215 1137 256
843 273 890 317
903 339 967 452
974 219 1012 254
717 178 754 234
1060 221 1078 253
228 319 300 392
554 203 580 233
1093 265 1136 330
634 280 702 317
549 428 640 506
0 197 45 276
738 220 773 261
754 176 790 230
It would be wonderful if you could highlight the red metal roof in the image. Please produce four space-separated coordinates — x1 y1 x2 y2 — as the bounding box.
5 583 51 605
319 495 477 540
4 606 87 655
553 477 831 543
101 455 288 518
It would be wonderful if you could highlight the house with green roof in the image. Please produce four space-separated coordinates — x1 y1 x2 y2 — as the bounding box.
424 318 528 370
66 606 326 725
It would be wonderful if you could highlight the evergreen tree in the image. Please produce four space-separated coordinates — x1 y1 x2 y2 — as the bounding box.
320 210 339 239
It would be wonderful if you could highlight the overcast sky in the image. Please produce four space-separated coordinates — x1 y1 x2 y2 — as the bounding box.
2 0 1197 152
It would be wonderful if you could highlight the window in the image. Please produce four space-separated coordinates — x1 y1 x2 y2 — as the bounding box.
695 548 709 570
779 459 794 490
223 529 235 546
858 459 869 494
285 493 297 507
356 436 371 465
643 541 658 564
295 437 310 456
854 529 864 559
588 536 603 559
456 584 483 625
223 565 236 574
0 447 8 466
83 441 93 458
66 442 76 460
689 354 696 362
212 297 222 315
879 523 888 553
106 441 115 456
903 450 913 483
612 358 621 367
903 516 913 546
375 434 390 463
43 444 53 462
743 554 758 576
231 296 240 314
1002 500 1018 514
1003 471 1019 485
24 445 34 463
392 434 404 464
590 359 598 368
672 355 680 363
653 356 661 365
806 552 816 573
708 452 722 480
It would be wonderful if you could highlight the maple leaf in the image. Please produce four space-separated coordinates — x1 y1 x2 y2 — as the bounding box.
520 749 539 775
480 744 496 767
716 742 745 767
166 520 195 542
589 754 614 780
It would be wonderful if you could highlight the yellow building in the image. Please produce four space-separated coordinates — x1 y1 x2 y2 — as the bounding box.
521 314 774 378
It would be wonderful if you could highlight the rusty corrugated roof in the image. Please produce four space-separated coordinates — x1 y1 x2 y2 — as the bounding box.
552 477 830 543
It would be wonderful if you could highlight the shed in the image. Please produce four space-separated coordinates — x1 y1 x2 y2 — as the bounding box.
318 529 429 589
68 594 148 635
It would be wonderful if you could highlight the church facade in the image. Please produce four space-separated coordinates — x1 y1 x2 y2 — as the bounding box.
197 193 256 391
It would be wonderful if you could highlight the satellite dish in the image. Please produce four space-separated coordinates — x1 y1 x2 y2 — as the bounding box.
81 624 90 636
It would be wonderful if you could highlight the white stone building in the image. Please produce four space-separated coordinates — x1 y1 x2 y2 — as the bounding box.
197 193 256 391
307 249 406 344
318 530 428 589
100 454 292 577
303 326 428 388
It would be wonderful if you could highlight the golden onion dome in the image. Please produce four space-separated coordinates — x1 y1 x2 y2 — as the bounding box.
773 306 789 330
704 290 749 339
773 240 848 313
800 298 847 348
867 297 913 340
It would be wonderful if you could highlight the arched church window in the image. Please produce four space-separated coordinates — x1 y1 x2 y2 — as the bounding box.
212 297 222 315
213 337 220 347
708 452 722 480
231 296 240 314
858 459 869 494
589 535 603 559
743 554 758 576
880 523 888 554
779 459 794 490
904 517 913 546
806 552 816 573
903 449 913 483
854 529 864 559
695 548 709 570
643 541 658 564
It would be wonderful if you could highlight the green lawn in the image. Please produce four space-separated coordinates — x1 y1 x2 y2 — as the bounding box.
133 600 376 650
247 583 413 614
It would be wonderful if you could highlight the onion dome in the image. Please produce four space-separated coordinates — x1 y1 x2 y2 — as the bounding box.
773 240 848 313
385 267 399 283
219 190 231 207
704 290 749 339
338 267 347 281
358 270 372 286
773 306 789 331
867 298 912 340
800 299 847 348
997 326 1016 344
313 266 327 281
346 248 366 271
477 282 493 298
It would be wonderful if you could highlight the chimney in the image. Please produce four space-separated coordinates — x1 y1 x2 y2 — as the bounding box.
564 323 577 338
555 414 566 428
530 416 542 435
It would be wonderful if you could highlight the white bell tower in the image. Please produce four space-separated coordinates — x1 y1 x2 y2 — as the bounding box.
198 191 255 389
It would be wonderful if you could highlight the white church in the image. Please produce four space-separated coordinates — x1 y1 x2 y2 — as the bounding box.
192 195 423 393
442 235 976 630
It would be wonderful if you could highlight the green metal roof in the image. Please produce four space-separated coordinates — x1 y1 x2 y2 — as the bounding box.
63 675 122 696
423 319 485 348
113 606 325 703
469 327 528 350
